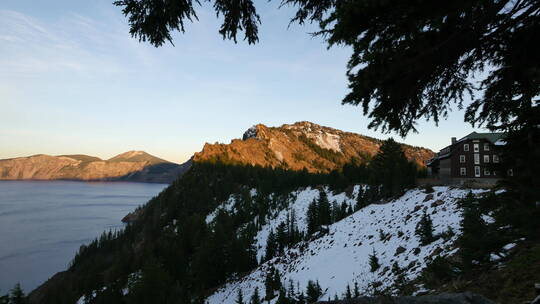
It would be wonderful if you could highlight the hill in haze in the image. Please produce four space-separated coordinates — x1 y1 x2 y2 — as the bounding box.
0 151 188 183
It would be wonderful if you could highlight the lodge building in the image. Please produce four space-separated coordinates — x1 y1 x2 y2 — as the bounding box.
427 132 511 182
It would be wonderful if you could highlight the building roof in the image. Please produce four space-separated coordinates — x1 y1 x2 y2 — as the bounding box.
458 132 506 144
426 132 506 166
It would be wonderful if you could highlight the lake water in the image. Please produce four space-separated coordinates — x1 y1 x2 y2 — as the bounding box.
0 181 168 294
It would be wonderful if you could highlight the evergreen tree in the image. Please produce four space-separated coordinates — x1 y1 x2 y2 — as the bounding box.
459 194 491 270
305 280 322 303
296 292 306 304
264 270 274 301
306 199 319 235
8 283 25 304
250 287 261 304
353 281 360 298
287 279 295 299
369 249 380 272
368 139 416 198
345 284 352 299
236 289 244 304
265 229 278 261
416 211 435 245
275 288 289 304
0 292 8 304
317 190 331 226
276 222 288 254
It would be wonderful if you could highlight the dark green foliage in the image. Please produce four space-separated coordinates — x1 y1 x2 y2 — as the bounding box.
306 199 318 235
250 287 261 304
305 280 322 303
420 256 460 290
264 267 281 301
236 289 244 304
368 139 417 199
353 281 360 298
114 0 260 46
265 229 278 261
125 260 175 304
344 284 352 299
368 249 380 272
459 194 494 270
8 284 25 304
416 211 435 245
305 190 333 235
456 190 539 274
0 292 8 304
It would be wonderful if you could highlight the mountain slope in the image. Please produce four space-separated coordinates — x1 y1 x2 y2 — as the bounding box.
0 151 187 183
205 187 490 304
194 122 434 172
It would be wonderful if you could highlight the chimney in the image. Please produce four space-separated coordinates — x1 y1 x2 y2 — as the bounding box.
451 137 457 145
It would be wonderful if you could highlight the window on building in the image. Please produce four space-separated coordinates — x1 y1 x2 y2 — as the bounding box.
464 144 469 151
474 154 480 164
484 155 490 163
493 155 500 163
460 167 466 176
507 169 514 176
475 166 481 177
484 143 490 151
484 168 490 176
460 155 466 163
473 144 479 152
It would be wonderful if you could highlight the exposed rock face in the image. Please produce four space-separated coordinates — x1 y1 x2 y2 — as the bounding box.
194 121 434 173
0 151 190 183
317 292 495 304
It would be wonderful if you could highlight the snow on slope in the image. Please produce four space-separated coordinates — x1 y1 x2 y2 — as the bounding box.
206 186 486 304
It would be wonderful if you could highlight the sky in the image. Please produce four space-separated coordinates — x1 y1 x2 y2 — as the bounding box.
0 0 485 164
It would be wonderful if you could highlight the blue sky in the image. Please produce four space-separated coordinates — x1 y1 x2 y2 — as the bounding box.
0 0 483 163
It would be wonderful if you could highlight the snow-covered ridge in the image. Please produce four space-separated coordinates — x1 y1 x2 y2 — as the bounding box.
206 186 486 304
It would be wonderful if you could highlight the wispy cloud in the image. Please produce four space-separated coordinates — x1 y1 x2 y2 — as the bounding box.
0 9 158 78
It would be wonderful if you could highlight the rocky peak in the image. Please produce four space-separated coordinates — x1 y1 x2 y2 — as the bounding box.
195 121 434 173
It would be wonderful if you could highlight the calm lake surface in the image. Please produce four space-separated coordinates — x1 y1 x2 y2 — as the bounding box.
0 181 168 294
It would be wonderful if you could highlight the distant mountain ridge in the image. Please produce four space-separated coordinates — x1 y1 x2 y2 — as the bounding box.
0 151 188 183
194 121 434 172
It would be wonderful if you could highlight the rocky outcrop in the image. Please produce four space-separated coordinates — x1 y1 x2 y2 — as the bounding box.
317 292 494 304
194 121 434 173
0 151 190 183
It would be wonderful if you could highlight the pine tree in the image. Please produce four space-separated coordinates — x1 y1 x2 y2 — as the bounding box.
276 222 287 254
287 279 295 299
265 229 277 261
306 280 322 303
250 287 261 304
236 289 244 304
275 288 289 304
369 249 380 272
317 190 331 226
353 281 360 298
0 291 8 304
416 211 435 245
306 199 319 235
297 292 306 304
345 284 352 299
459 194 491 270
368 138 416 198
8 283 25 304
